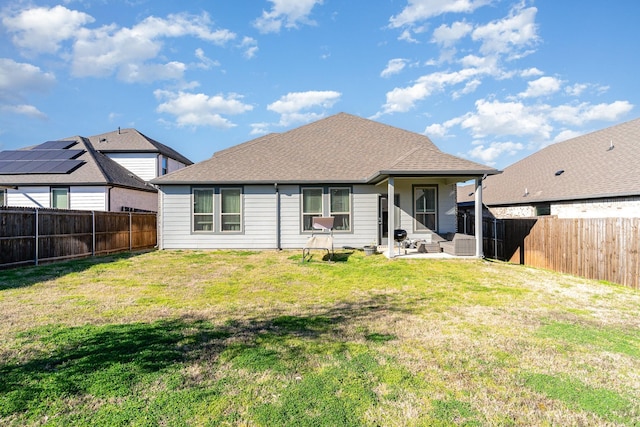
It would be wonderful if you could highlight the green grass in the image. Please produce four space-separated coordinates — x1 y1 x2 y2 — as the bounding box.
0 249 638 426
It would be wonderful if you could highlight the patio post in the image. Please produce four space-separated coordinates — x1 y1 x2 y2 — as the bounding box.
474 177 484 258
387 177 395 258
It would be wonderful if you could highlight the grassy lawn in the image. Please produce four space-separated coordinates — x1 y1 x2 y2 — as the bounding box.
0 249 639 426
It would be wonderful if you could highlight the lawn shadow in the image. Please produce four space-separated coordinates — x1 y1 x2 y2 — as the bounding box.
0 250 153 291
0 297 398 419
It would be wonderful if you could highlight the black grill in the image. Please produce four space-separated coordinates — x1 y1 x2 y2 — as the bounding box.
394 229 407 242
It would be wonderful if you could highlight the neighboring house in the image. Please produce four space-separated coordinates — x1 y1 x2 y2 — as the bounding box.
0 129 192 212
87 128 192 181
152 113 499 257
458 117 640 219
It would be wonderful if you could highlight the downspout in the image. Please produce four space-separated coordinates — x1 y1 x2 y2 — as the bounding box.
275 183 281 250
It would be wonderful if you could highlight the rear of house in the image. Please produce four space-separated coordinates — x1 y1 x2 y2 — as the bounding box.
153 113 499 253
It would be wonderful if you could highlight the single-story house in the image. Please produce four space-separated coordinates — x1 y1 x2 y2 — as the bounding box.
0 129 192 212
458 117 640 219
152 113 499 257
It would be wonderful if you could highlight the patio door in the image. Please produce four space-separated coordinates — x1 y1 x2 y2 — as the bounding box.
378 194 400 245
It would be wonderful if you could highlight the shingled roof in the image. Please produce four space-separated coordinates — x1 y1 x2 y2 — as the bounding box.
86 128 193 166
460 117 640 206
152 113 498 185
0 137 156 192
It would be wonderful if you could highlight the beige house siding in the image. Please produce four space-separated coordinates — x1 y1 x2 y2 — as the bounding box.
110 187 157 212
553 197 640 218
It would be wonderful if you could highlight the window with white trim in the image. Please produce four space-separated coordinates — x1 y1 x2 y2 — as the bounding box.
220 188 242 232
302 188 323 231
301 187 351 232
330 187 351 231
51 187 69 209
414 185 437 231
193 188 214 231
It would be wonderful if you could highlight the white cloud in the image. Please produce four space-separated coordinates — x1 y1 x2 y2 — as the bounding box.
154 90 253 128
240 37 259 59
521 67 544 77
0 104 47 119
381 58 408 78
459 99 553 139
467 141 524 164
267 90 341 126
519 76 563 98
0 58 56 95
379 68 482 114
453 78 481 99
254 0 323 34
389 0 491 28
194 48 220 70
549 101 633 126
2 5 94 54
424 123 449 138
471 4 539 59
0 58 55 118
553 129 583 143
71 13 235 81
432 21 472 47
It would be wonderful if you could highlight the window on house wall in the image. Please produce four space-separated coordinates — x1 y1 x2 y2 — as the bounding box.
330 187 351 231
301 187 352 232
220 188 242 232
51 187 69 209
161 157 168 175
414 186 437 231
535 204 551 216
302 188 323 231
193 188 214 231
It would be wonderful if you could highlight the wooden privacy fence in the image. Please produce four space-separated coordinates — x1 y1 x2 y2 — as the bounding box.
459 213 640 289
0 207 157 268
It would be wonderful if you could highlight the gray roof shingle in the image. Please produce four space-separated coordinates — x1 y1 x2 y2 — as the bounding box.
153 113 498 185
460 117 640 205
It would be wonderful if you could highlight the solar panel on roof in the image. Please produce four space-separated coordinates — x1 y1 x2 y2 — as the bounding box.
0 159 84 174
0 149 84 161
34 140 78 150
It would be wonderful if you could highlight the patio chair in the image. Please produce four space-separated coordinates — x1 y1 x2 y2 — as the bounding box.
302 217 334 262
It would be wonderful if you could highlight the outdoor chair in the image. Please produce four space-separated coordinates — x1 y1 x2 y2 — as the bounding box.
302 217 334 262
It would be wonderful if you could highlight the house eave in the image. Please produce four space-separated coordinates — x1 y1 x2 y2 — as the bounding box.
368 169 501 184
483 190 640 207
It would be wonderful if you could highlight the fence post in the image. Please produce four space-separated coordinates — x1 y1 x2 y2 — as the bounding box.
493 218 498 259
92 211 95 257
34 208 39 266
129 212 132 251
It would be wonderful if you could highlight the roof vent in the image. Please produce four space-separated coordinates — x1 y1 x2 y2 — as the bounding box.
608 140 614 151
555 169 564 176
99 138 107 143
524 188 529 197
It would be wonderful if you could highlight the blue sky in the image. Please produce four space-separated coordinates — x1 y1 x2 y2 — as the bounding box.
1 0 638 168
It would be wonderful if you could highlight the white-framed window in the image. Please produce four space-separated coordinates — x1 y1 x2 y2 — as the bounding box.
193 188 214 232
220 188 242 232
0 188 6 207
51 187 69 209
330 187 351 231
301 186 351 232
302 187 323 231
192 187 243 233
414 185 437 231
